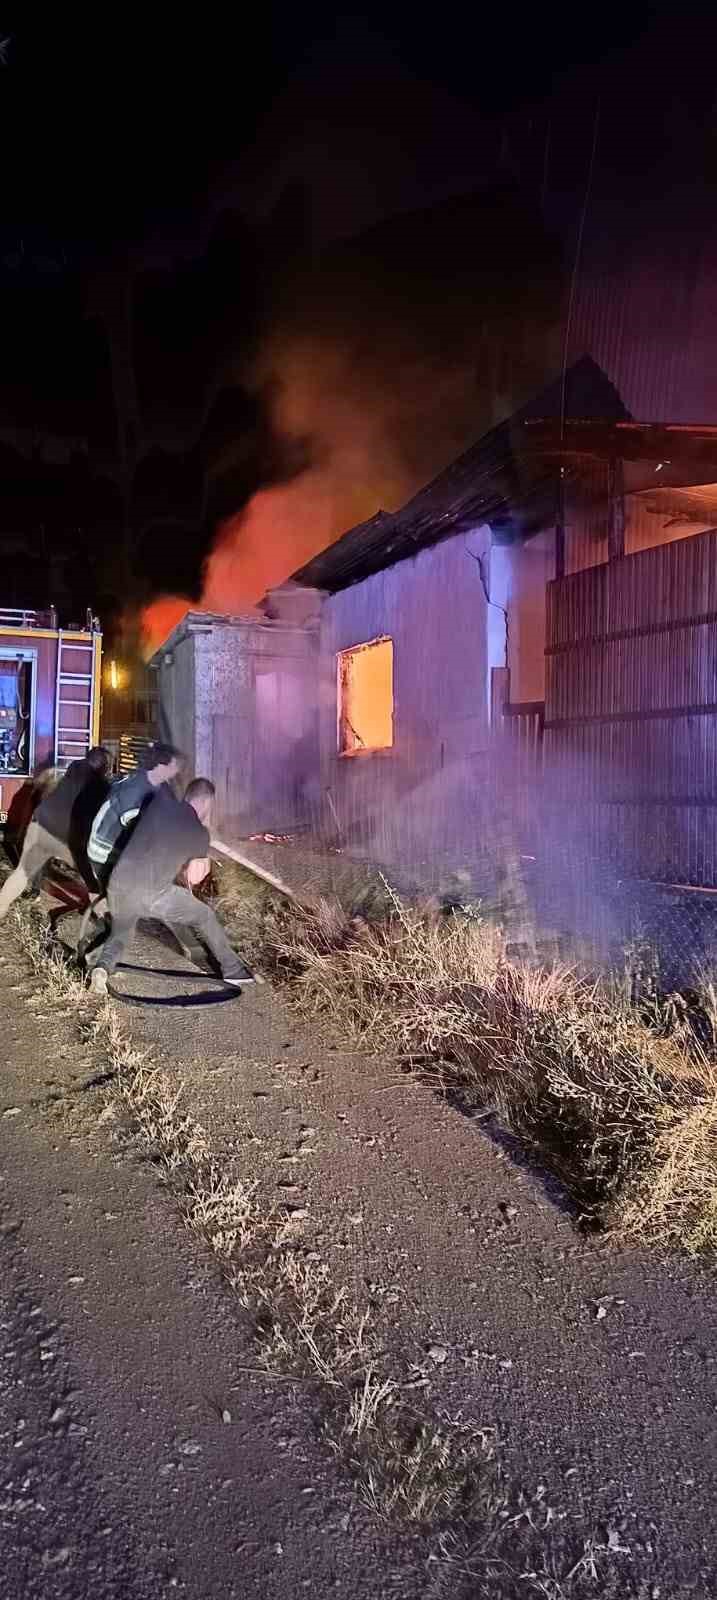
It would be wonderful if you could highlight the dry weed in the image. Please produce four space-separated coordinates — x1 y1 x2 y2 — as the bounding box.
612 1067 717 1251
214 875 274 971
14 907 89 1008
695 962 717 1052
436 1522 630 1599
344 1388 496 1525
243 884 717 1248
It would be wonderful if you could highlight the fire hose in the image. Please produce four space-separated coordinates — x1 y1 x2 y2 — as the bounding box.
70 892 247 1010
106 967 243 1008
60 844 279 1009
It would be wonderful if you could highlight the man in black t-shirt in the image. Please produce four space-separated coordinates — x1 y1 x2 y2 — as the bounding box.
86 778 252 994
0 747 110 921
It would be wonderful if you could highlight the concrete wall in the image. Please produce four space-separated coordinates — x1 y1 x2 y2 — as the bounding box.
317 529 491 870
156 630 196 768
498 532 556 705
156 613 319 838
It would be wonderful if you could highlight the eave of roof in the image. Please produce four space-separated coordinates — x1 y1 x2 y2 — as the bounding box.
524 418 717 468
291 355 630 594
292 393 717 596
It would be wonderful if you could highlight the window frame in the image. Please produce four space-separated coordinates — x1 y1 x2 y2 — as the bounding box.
336 635 394 758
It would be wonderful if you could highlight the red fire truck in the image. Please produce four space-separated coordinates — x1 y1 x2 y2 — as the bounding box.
0 606 102 827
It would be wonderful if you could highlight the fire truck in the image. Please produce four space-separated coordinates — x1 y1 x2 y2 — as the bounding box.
0 606 102 828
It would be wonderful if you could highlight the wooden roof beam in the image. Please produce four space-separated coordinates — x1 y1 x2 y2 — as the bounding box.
523 418 717 470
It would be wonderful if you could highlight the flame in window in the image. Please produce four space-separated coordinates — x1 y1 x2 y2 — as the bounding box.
338 637 393 754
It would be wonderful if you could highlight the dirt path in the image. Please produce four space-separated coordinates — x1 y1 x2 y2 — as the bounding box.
3 906 717 1597
0 935 420 1600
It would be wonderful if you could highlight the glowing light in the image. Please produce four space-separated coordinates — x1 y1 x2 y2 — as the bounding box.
338 637 394 755
104 659 128 692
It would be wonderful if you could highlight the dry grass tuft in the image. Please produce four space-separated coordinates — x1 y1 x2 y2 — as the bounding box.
342 1381 496 1525
14 906 90 1009
435 1521 631 1599
232 879 717 1249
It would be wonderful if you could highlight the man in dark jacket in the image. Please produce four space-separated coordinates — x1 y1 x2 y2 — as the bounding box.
87 742 181 883
0 747 110 921
86 777 252 994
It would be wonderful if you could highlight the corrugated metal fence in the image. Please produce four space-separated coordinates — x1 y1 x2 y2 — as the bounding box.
545 526 717 887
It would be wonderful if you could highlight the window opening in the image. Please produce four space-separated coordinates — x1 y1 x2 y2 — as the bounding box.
337 637 394 755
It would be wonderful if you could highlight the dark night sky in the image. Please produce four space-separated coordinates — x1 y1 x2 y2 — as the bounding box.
0 7 677 242
0 4 702 645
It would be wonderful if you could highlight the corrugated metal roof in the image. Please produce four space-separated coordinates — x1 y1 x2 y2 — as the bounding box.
292 356 630 594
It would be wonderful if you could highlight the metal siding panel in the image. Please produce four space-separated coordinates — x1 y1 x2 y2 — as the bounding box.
318 530 492 877
546 527 717 884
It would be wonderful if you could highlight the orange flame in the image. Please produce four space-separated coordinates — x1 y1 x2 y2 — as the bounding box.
140 425 403 656
141 596 193 657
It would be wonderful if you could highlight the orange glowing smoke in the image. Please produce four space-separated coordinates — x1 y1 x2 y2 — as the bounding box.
141 595 194 656
140 337 480 656
140 187 562 657
140 477 383 657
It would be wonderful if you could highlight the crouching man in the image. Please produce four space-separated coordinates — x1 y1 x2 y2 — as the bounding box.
86 777 252 995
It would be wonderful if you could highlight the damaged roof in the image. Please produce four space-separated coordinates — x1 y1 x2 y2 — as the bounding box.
291 356 630 594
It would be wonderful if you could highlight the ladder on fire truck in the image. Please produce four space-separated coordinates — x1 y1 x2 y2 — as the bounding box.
53 632 97 768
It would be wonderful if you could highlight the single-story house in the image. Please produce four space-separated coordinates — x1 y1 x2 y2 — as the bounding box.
154 355 717 908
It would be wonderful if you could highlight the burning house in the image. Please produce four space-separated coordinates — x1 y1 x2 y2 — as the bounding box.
154 355 717 958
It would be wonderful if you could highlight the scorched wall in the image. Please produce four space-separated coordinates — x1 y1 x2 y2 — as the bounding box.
317 529 491 871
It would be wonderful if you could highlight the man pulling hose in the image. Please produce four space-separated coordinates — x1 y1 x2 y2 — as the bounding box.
0 746 110 921
86 777 253 995
87 742 182 884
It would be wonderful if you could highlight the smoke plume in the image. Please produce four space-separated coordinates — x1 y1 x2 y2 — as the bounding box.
142 183 563 653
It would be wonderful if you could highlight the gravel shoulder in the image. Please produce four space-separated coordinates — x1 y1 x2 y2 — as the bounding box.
0 932 420 1600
